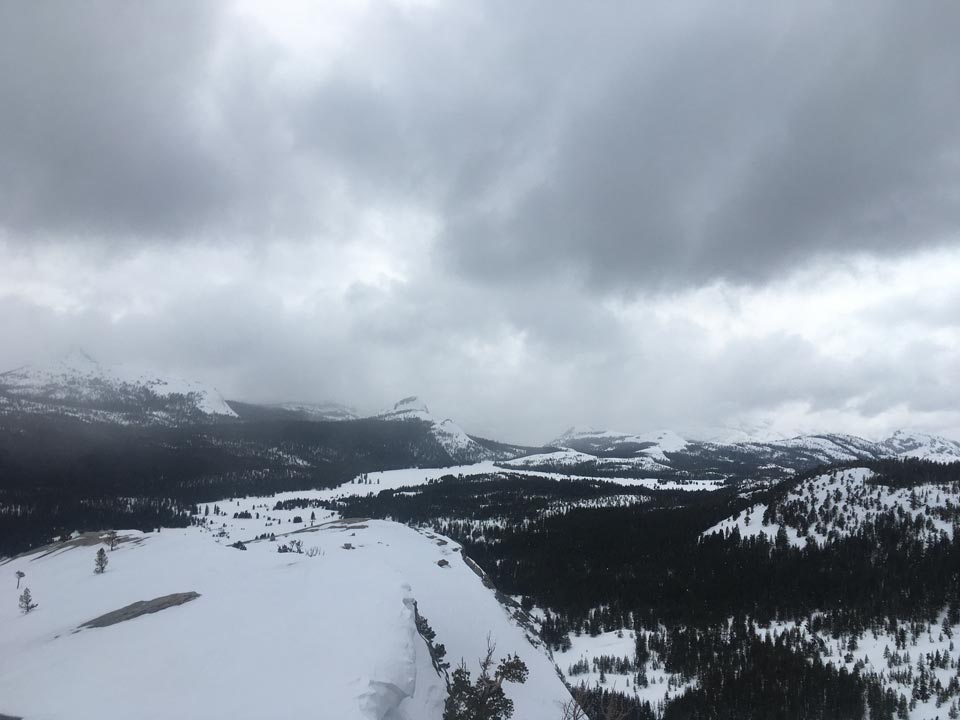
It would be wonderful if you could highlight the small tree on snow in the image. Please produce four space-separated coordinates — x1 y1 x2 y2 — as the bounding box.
443 636 528 720
15 570 25 589
94 548 109 574
19 587 37 614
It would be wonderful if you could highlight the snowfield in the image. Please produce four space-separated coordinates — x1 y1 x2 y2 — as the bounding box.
0 510 574 720
754 616 960 720
339 461 726 494
555 628 694 709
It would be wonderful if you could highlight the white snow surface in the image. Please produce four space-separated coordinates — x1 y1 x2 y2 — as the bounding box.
556 629 694 708
345 461 725 493
1 513 574 719
505 448 598 466
501 449 683 478
0 349 237 418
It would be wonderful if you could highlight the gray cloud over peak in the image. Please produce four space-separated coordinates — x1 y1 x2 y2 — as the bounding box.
2 2 960 443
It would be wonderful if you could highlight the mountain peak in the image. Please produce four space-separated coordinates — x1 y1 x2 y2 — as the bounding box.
550 425 688 461
59 346 100 369
556 425 600 441
393 395 430 414
0 354 237 421
879 428 960 462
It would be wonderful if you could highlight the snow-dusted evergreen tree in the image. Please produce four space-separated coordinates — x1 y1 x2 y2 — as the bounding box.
19 587 37 614
94 547 108 574
442 638 528 720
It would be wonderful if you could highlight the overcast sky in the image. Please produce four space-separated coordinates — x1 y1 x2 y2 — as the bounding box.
2 1 959 444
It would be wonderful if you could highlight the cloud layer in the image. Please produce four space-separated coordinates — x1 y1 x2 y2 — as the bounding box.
1 1 959 442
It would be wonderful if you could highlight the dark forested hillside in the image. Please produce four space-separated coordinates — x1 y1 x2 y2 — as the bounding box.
0 413 455 555
326 462 960 719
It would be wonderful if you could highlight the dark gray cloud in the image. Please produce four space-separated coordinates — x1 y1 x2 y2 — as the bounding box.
442 2 960 290
0 2 233 238
4 2 959 288
3 248 959 444
2 2 960 442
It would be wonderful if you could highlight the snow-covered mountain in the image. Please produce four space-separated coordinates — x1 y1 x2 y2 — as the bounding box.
0 503 575 720
0 350 237 424
267 401 359 421
552 426 688 461
502 446 671 475
878 429 960 463
682 420 810 444
2 350 958 476
704 465 959 546
537 425 960 481
376 396 510 465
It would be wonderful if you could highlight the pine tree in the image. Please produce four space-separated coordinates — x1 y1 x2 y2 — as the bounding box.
775 525 790 550
94 547 109 574
442 638 529 720
19 587 37 614
15 570 25 589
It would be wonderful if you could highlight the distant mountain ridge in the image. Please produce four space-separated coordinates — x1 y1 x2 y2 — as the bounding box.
534 425 960 481
0 349 236 424
228 400 359 423
2 352 957 477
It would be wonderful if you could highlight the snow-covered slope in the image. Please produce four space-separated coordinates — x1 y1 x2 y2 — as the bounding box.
682 420 806 444
552 426 688 460
506 448 599 467
268 401 359 421
0 512 575 719
502 448 670 475
879 429 960 463
541 423 960 484
341 460 724 493
376 396 505 464
704 466 960 546
0 350 237 423
731 433 881 466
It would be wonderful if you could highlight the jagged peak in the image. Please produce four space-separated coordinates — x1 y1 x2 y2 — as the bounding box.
392 395 429 414
556 424 600 439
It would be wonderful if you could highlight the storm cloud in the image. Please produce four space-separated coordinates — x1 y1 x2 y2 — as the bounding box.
1 1 959 442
